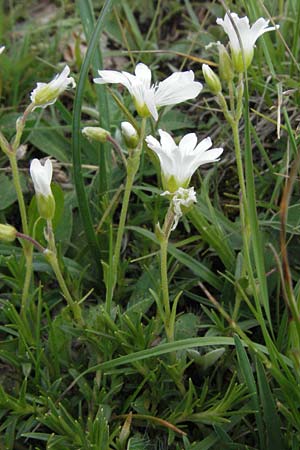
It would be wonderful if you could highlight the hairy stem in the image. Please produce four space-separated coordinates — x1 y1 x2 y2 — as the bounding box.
107 118 147 312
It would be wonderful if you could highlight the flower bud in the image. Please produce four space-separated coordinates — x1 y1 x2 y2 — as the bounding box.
121 122 139 149
0 46 5 54
82 126 110 143
0 224 17 242
30 159 55 220
202 64 222 94
218 44 234 82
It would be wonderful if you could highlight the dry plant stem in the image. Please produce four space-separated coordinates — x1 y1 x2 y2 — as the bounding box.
108 118 147 312
280 146 300 337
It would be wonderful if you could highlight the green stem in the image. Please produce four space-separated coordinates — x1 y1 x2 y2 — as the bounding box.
231 120 247 208
107 118 147 312
8 151 34 315
21 247 33 315
159 206 176 343
12 103 34 152
8 152 29 235
44 249 84 325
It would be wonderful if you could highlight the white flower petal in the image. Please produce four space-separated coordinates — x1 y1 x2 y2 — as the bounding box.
158 129 177 154
30 158 53 197
155 71 202 106
94 70 131 90
144 88 158 121
190 147 224 173
193 136 213 155
178 133 197 155
135 63 152 88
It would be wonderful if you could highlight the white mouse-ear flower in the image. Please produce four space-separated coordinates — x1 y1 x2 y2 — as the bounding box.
30 65 76 109
216 12 279 71
145 130 223 193
30 158 55 220
94 63 202 121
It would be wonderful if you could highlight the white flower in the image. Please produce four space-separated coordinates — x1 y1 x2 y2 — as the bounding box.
216 12 279 71
30 159 55 220
0 46 5 54
145 130 223 192
161 187 197 230
30 158 53 197
30 65 76 109
94 63 202 121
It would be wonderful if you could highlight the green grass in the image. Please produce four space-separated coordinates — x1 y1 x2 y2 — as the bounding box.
0 0 300 448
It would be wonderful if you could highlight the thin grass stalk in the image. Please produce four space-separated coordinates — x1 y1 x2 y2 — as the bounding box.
72 0 115 282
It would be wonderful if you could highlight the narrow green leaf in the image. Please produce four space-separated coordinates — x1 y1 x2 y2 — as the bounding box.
234 334 264 448
72 0 115 277
127 225 223 290
256 358 286 450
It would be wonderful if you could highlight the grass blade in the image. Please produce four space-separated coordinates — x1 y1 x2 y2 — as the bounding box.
72 0 115 277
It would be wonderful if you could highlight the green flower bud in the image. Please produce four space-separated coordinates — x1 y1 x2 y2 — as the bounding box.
82 126 110 143
218 44 234 82
0 224 17 242
202 64 222 94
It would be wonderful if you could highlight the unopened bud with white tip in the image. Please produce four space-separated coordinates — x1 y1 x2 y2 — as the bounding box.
121 122 139 149
30 159 55 220
202 64 222 94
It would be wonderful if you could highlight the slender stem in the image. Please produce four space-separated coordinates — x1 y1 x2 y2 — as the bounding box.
21 248 33 314
44 249 84 325
8 150 34 314
8 153 29 235
12 103 34 152
160 239 171 319
107 118 147 312
231 120 247 207
159 206 176 343
16 231 45 253
228 81 235 114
